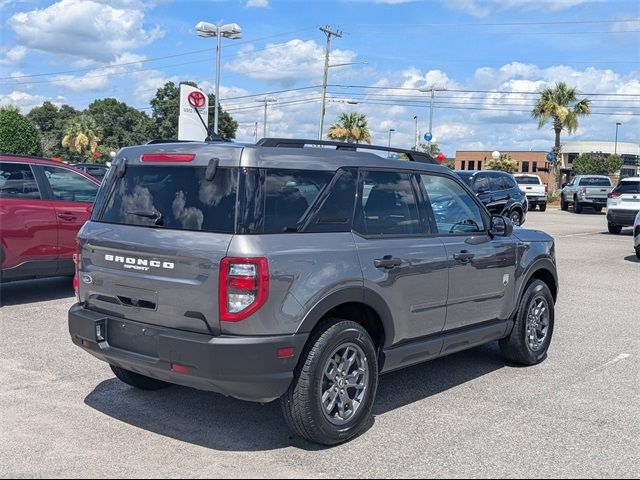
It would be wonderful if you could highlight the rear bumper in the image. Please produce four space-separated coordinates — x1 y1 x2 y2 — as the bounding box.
68 304 308 403
580 197 608 207
526 195 546 205
607 209 640 227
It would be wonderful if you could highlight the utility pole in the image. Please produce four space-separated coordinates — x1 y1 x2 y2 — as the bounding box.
615 122 622 155
256 97 276 138
253 121 258 143
414 115 419 150
318 25 342 141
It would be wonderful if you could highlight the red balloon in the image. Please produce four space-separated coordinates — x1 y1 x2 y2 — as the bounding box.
436 153 445 163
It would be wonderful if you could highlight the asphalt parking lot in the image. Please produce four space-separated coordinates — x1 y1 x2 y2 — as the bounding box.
1 208 638 478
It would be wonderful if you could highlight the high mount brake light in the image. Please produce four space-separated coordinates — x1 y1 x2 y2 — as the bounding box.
140 153 195 163
219 257 269 322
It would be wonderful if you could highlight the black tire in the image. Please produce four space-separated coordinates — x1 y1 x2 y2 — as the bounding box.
110 365 171 391
509 209 523 226
539 203 547 212
574 197 583 214
560 195 568 211
594 206 603 213
499 279 555 366
636 246 640 260
281 319 378 446
608 222 623 234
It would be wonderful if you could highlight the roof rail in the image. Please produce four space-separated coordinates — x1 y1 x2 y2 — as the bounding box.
256 138 435 164
146 134 227 145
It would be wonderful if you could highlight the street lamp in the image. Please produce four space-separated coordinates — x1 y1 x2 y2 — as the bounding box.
615 122 622 155
387 128 395 157
255 97 277 138
328 99 359 105
418 87 447 150
195 21 242 135
492 150 501 160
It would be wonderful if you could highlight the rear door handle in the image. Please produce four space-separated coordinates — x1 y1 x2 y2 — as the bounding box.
453 251 475 263
58 213 77 221
374 256 402 269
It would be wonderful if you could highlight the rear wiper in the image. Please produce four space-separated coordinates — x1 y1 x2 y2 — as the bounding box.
127 210 164 225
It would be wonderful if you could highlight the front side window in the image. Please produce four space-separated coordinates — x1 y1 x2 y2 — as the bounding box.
42 166 98 203
97 166 237 233
355 170 421 236
0 162 40 200
422 174 485 234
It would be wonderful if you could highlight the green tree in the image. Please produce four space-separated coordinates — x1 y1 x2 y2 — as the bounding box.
412 142 441 156
86 98 153 150
532 82 591 189
61 114 102 162
485 153 518 173
150 81 237 141
0 106 43 156
327 112 372 144
27 102 81 158
572 153 623 176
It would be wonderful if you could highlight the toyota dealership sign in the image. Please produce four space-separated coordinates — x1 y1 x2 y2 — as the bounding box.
178 84 209 141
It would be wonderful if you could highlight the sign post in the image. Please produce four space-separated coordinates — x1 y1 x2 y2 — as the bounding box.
178 84 209 141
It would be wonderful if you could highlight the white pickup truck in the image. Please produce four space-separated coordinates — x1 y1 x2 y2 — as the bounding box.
514 174 547 211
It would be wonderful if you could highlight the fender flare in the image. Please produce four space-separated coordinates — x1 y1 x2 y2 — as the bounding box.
296 287 396 348
513 257 558 317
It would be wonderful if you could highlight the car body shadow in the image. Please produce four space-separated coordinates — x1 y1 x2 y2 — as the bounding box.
623 254 639 263
0 276 74 307
84 343 505 452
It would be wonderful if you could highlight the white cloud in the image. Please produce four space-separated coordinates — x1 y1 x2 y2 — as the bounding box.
8 0 164 61
445 0 606 17
227 39 358 86
0 46 27 65
51 53 147 92
245 0 269 7
0 91 65 113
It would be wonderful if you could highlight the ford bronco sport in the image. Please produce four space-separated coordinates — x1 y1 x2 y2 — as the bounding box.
69 138 558 446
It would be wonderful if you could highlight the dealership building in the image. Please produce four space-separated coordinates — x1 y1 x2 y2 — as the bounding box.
454 140 640 186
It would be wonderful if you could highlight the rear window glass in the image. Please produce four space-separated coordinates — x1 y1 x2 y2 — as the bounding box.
613 181 640 194
579 177 611 187
97 166 237 233
515 176 541 185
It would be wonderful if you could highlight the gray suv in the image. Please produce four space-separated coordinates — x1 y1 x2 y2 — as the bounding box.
69 138 558 445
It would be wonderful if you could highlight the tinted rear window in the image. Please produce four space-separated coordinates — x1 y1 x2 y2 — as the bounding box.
96 166 237 233
579 177 611 187
613 181 640 194
516 176 541 185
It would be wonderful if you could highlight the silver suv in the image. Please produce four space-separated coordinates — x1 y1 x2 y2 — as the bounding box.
69 138 558 445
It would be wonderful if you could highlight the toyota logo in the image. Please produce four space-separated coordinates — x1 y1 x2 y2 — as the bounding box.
188 91 206 108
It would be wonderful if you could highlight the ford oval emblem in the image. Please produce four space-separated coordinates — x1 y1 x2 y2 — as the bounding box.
81 274 93 285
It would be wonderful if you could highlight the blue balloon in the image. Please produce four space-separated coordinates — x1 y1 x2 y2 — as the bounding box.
390 153 399 160
424 132 433 142
546 152 554 162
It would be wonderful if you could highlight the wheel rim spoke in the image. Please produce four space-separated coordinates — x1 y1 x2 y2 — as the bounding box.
526 295 550 351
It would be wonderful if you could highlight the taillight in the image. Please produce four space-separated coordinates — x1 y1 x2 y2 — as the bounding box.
580 187 587 195
608 191 621 198
544 184 548 193
219 257 269 322
141 153 195 163
73 240 80 301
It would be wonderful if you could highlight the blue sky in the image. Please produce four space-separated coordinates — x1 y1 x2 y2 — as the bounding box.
1 0 638 154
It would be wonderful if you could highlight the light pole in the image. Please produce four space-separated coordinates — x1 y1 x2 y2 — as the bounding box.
195 21 242 135
387 128 395 157
615 122 622 155
418 87 447 150
256 97 277 138
414 115 419 150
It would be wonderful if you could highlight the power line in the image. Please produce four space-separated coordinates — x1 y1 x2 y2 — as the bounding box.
349 19 640 27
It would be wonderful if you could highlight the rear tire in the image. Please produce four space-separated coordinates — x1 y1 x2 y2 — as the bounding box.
110 365 171 391
608 222 623 234
281 319 378 446
636 246 640 260
500 280 554 365
594 207 603 213
539 203 547 212
574 198 583 214
509 209 522 226
560 196 568 211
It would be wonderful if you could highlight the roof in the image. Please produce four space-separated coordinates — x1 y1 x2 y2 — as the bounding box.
0 153 100 184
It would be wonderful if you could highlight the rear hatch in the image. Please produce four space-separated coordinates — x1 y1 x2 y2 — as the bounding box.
579 177 612 200
77 144 241 335
516 176 546 198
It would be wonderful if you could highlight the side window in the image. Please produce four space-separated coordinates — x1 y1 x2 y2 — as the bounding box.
355 170 422 236
503 175 517 190
472 173 490 193
489 173 502 192
305 169 357 233
42 166 98 203
0 162 41 200
421 174 486 234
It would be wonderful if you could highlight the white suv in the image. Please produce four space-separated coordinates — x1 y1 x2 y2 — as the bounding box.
607 177 640 234
634 211 640 260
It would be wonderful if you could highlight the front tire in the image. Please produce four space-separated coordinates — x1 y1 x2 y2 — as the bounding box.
560 196 568 211
110 365 171 391
281 319 378 446
608 222 623 234
636 246 640 260
499 280 555 365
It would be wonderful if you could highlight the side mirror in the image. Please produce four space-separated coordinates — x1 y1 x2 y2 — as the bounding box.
490 215 513 237
561 182 568 188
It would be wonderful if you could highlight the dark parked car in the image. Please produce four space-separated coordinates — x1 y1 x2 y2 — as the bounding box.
0 155 100 282
455 170 528 225
70 163 110 182
69 139 557 446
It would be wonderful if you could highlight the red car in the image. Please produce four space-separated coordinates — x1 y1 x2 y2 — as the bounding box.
0 154 100 282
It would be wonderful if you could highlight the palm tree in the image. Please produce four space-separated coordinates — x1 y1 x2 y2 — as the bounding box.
532 82 591 188
327 112 372 144
61 114 101 156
